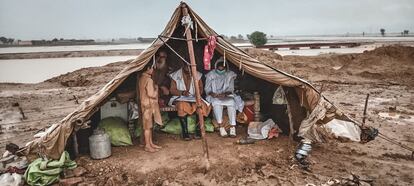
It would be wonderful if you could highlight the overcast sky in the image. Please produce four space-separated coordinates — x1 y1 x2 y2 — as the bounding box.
0 0 413 40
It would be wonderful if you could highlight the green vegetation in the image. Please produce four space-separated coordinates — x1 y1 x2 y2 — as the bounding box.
248 31 267 47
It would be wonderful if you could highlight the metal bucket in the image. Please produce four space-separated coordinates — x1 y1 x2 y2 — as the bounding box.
89 129 111 159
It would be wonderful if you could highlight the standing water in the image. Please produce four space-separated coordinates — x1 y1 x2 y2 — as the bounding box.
0 56 136 83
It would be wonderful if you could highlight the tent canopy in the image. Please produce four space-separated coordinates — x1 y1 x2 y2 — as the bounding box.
20 2 360 159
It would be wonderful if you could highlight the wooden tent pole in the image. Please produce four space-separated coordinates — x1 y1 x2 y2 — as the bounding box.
181 4 210 161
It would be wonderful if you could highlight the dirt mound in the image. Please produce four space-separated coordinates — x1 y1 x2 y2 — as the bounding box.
250 45 414 86
243 48 283 61
362 45 414 60
46 60 131 87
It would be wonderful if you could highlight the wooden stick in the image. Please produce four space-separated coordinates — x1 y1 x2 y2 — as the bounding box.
72 133 79 157
362 93 369 126
284 87 295 156
19 107 27 120
181 4 210 163
73 95 79 104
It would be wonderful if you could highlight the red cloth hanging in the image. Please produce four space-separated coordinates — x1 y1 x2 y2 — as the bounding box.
203 36 217 70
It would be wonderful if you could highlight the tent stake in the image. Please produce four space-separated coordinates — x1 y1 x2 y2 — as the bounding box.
181 4 210 170
362 93 369 126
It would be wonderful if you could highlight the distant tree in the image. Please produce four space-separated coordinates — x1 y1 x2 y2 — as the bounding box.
52 38 58 42
248 31 267 47
7 38 14 44
403 30 409 36
60 38 64 40
237 34 244 40
0 37 7 44
380 28 385 36
220 34 229 39
230 36 237 40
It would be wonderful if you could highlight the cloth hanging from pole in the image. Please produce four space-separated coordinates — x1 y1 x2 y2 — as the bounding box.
203 36 217 70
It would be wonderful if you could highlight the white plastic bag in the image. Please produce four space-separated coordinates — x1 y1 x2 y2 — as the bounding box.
248 119 276 140
0 173 23 186
325 119 361 142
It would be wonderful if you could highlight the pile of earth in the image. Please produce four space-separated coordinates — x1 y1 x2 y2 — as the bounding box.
244 45 414 86
45 60 131 87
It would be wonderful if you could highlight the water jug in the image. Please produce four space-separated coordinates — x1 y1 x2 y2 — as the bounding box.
89 129 111 159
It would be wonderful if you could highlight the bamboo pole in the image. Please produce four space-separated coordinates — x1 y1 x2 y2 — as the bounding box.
181 4 210 166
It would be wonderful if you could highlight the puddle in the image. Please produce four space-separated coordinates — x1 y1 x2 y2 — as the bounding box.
0 88 64 97
378 112 414 125
332 66 343 70
0 108 23 122
370 97 394 104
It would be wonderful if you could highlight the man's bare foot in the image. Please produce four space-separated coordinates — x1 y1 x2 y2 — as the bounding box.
144 146 157 153
151 144 162 149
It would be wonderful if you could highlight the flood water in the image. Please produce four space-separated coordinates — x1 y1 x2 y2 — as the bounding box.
273 44 378 56
0 56 136 83
0 43 151 54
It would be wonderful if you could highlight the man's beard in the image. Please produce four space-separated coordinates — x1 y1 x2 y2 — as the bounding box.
157 59 167 70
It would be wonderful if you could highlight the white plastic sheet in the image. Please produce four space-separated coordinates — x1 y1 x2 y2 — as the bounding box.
325 119 361 142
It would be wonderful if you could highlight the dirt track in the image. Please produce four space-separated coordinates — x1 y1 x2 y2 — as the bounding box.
0 45 413 185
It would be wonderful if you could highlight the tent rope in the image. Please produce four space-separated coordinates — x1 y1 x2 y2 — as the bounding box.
223 48 226 67
239 55 245 75
216 42 254 62
377 132 414 156
152 55 156 68
195 21 198 42
158 36 191 66
158 35 208 41
239 55 243 70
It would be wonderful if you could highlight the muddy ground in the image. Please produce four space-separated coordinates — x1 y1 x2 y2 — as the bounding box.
0 45 413 185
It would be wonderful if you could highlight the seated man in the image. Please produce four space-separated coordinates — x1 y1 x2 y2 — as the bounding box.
169 65 211 140
205 58 244 137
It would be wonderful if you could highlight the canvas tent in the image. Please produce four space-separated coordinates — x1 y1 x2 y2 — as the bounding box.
20 2 364 160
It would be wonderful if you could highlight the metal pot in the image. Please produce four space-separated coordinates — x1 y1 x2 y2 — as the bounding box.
89 129 111 159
